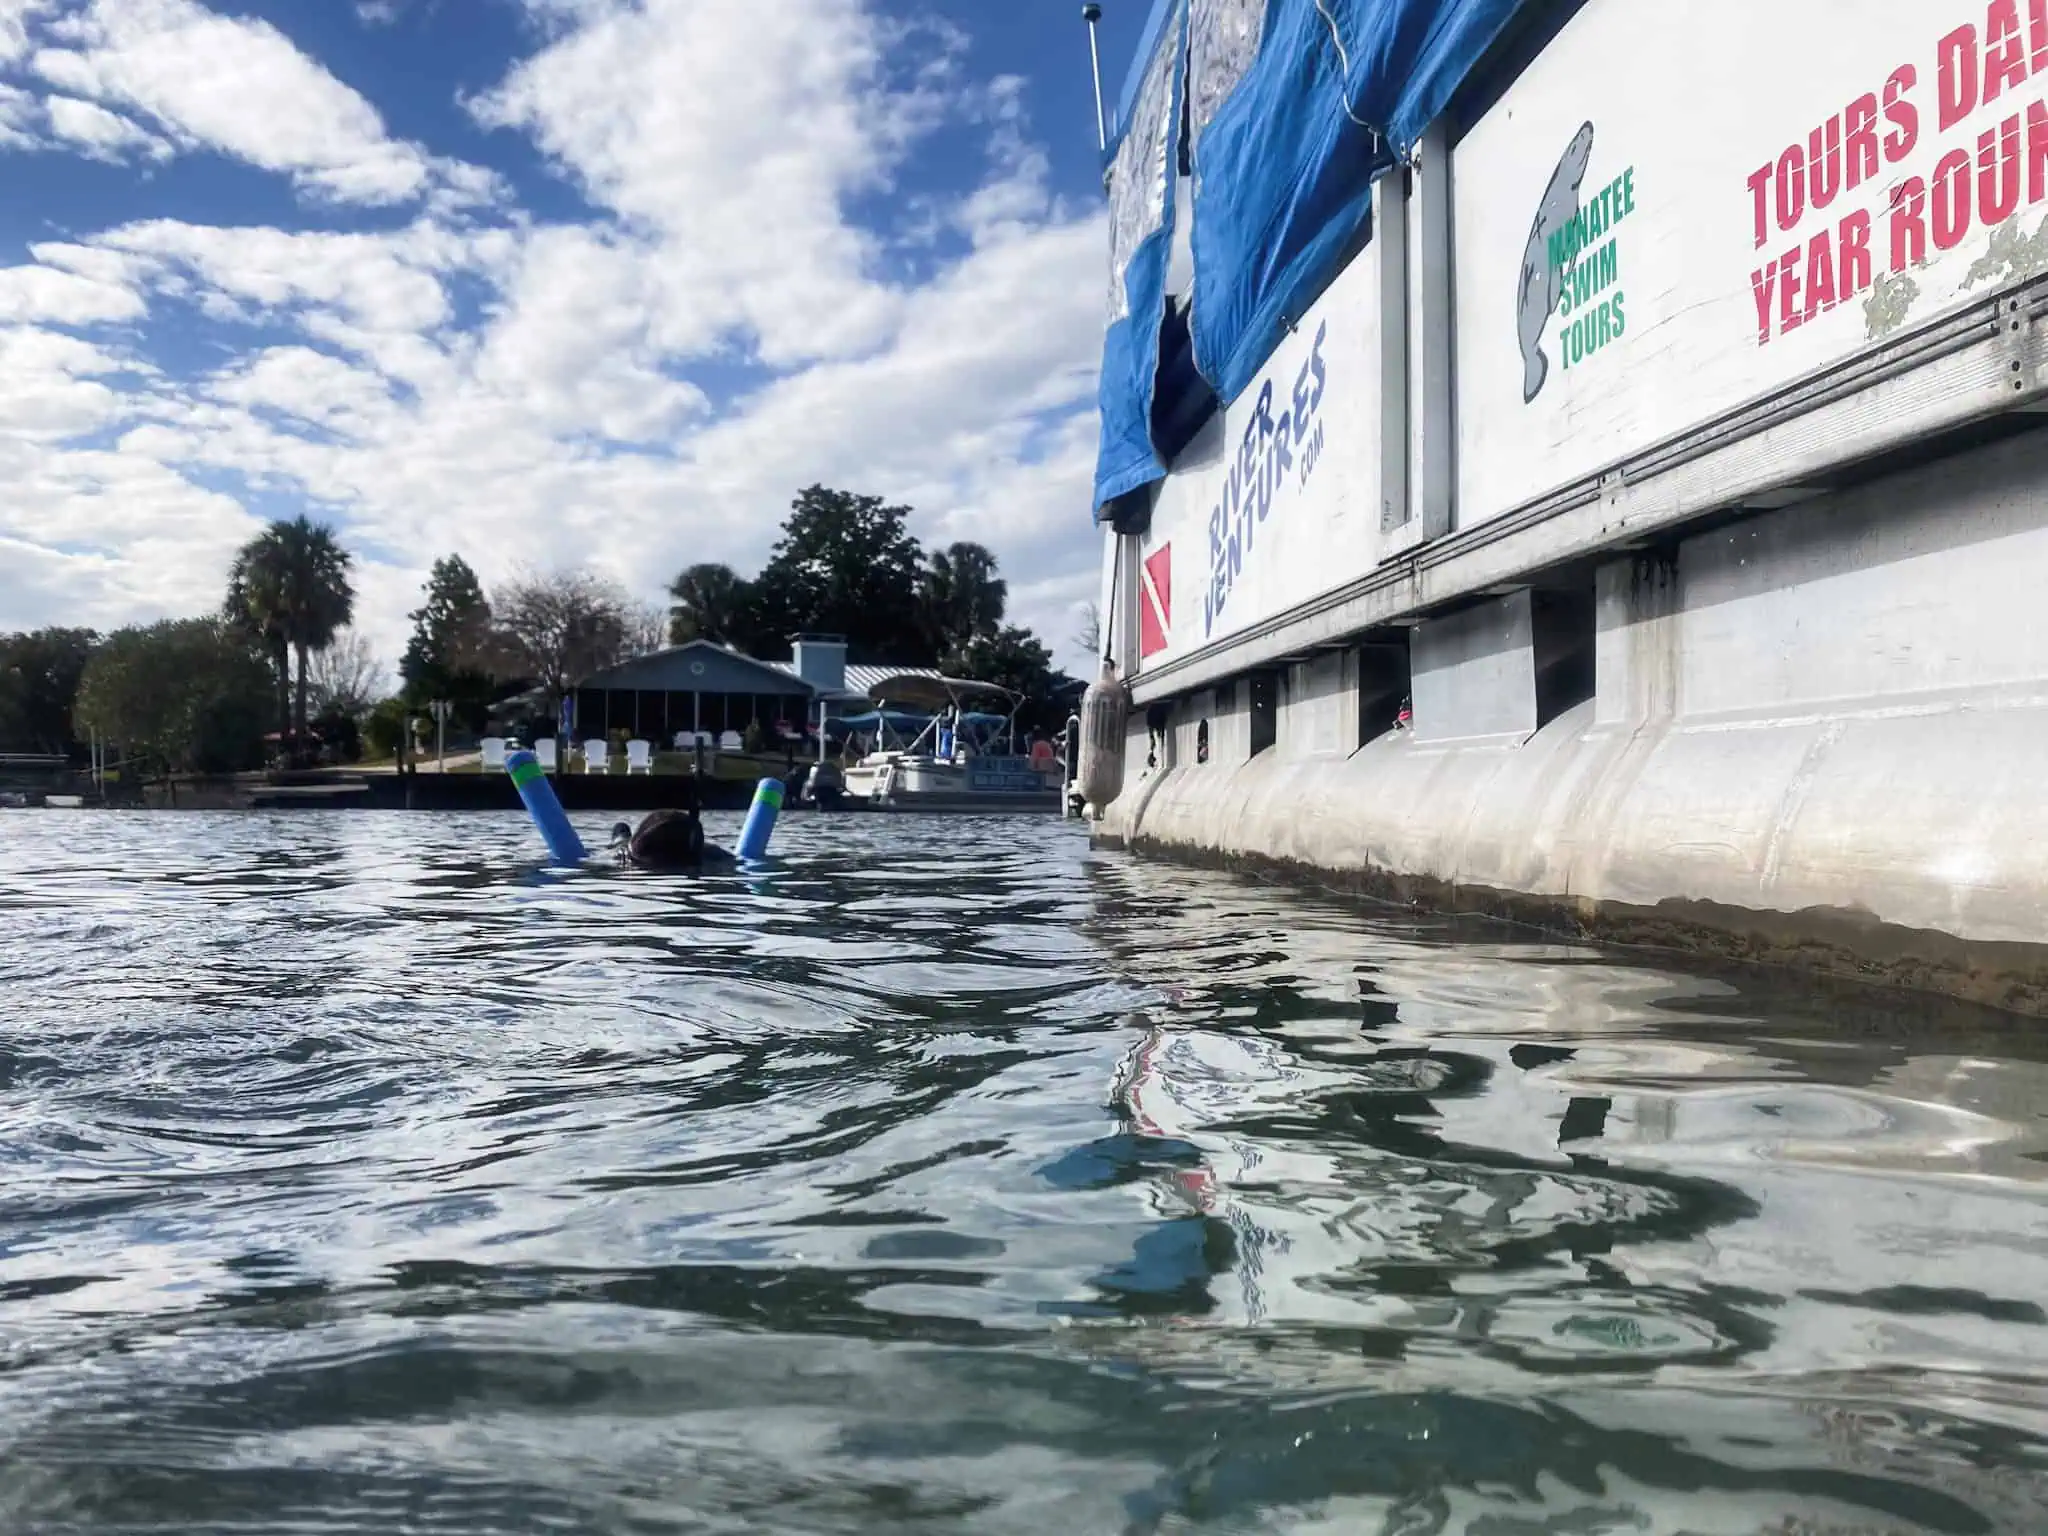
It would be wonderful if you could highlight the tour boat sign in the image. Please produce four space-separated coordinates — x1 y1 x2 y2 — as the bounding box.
1136 244 1385 670
1202 321 1330 641
1456 0 2048 530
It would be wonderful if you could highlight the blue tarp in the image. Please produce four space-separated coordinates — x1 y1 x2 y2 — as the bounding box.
1189 0 1529 402
1356 0 1536 151
1187 0 1386 401
1091 0 1532 507
1091 0 1186 515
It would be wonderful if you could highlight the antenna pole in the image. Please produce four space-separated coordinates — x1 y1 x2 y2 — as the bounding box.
1083 4 1107 153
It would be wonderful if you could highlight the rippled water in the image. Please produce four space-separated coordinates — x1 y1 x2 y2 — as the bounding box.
3 810 2048 1534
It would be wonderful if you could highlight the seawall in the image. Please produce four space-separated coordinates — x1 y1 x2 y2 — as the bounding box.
1097 428 2048 1015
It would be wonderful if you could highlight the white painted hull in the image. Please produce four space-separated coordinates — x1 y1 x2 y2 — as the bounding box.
837 753 1060 813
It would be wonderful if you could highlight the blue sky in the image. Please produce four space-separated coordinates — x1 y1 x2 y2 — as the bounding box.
0 0 1151 673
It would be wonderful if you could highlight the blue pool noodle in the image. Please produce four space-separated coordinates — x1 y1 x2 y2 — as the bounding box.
507 749 586 865
735 777 783 863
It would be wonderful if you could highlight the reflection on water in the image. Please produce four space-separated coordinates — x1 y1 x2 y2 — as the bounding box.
1 809 2046 1533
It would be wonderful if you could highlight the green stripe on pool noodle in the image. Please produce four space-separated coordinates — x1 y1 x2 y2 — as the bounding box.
757 781 784 808
508 758 545 789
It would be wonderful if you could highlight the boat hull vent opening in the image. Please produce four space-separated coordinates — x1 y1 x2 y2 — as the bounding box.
1533 587 1597 729
1249 670 1280 757
1357 638 1413 746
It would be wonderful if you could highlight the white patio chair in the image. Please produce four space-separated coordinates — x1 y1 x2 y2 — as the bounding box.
583 739 610 774
534 738 558 771
479 737 508 772
719 730 744 752
673 731 692 751
626 739 653 775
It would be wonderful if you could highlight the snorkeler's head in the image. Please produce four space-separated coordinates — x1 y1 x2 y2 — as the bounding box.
617 808 706 869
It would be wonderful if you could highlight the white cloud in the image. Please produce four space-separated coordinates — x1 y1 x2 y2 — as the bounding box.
0 432 262 635
470 224 708 446
0 325 138 439
211 346 398 440
0 0 53 65
5 0 1112 678
672 220 1100 522
472 0 921 366
0 324 129 379
30 240 153 290
0 81 38 148
32 0 489 205
94 219 460 336
44 93 170 162
0 259 147 326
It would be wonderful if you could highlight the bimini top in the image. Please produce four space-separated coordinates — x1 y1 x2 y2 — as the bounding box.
864 674 1026 712
1094 0 1533 518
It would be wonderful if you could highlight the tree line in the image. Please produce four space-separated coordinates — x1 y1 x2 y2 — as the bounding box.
0 485 1078 772
400 486 1077 738
2 527 671 773
383 559 666 754
0 515 373 777
666 485 1073 729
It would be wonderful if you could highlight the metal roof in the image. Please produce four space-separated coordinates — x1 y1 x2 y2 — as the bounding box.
580 641 814 695
581 646 994 707
763 661 947 702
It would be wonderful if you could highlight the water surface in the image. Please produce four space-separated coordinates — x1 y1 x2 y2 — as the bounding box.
2 809 2047 1534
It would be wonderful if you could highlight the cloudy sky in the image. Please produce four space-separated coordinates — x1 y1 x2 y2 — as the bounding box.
0 0 1148 674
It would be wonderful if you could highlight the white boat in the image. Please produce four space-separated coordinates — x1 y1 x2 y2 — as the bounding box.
830 676 1062 813
42 795 85 809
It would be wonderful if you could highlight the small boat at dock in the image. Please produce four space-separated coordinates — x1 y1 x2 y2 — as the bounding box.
829 676 1062 814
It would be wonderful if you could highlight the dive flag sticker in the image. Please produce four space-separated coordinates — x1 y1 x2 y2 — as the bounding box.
1140 543 1172 660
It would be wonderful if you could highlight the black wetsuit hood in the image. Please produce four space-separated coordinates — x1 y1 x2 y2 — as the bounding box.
611 808 732 870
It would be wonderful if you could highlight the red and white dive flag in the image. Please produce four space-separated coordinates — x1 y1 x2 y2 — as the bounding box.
1139 544 1172 660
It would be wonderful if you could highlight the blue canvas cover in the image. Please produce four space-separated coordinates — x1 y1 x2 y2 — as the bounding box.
1089 0 1530 513
1356 0 1535 151
1091 0 1186 516
827 710 931 733
1188 0 1530 402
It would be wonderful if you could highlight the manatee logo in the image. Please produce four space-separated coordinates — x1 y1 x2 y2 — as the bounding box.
1516 121 1595 404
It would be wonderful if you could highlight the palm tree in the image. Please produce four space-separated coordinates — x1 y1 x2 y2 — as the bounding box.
666 562 753 647
917 542 1007 658
224 516 356 752
224 548 292 738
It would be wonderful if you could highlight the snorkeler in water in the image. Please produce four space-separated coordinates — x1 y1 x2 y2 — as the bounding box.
609 807 735 870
